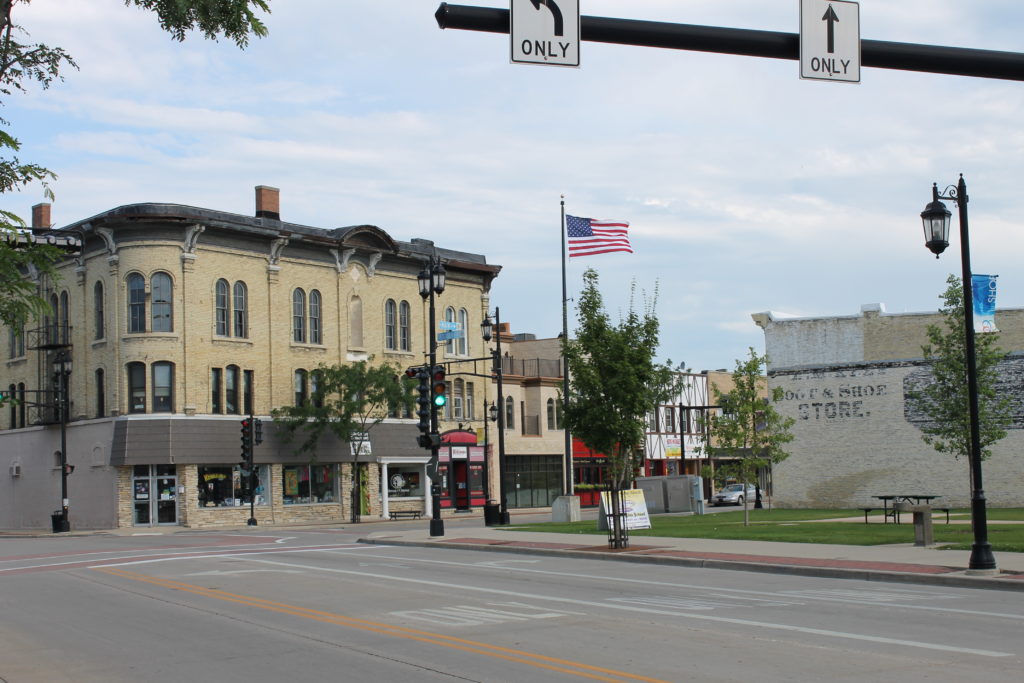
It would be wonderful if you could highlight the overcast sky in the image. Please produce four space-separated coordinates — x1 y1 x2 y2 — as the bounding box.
7 1 1024 372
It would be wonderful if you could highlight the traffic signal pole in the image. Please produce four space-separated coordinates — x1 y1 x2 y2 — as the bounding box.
434 4 1024 82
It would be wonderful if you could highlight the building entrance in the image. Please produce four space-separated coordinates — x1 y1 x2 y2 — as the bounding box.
132 464 178 525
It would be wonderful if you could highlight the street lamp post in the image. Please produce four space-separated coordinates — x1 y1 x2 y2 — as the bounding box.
481 308 510 525
52 352 72 533
418 255 446 537
920 174 997 572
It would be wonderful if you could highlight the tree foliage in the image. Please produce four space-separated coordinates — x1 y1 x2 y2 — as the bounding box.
0 0 271 329
271 360 415 459
700 348 794 524
562 268 676 489
906 274 1011 462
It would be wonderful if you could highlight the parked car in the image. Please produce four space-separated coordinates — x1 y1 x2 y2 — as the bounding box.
711 483 757 506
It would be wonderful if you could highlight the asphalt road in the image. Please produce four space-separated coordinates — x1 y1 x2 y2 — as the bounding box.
2 526 1023 682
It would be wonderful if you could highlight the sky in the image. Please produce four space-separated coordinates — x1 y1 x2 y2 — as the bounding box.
5 1 1024 373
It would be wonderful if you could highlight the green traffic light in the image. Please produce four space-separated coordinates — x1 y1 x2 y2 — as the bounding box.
433 394 446 407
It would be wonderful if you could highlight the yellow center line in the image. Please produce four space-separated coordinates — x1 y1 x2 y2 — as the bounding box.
95 567 670 683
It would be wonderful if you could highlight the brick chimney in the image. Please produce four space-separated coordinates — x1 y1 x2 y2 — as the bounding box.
255 185 280 220
31 203 52 232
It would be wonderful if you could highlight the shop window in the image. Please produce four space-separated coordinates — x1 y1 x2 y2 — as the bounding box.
151 272 173 332
151 362 174 412
387 466 424 498
127 362 146 413
198 465 269 507
127 273 146 333
282 464 338 505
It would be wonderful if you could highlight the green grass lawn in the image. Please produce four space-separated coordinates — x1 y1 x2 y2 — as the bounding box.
505 508 1024 553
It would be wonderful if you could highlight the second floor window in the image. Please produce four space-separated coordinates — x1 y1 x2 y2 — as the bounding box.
399 300 410 351
309 289 322 344
385 299 397 350
505 395 515 430
95 369 105 418
128 362 146 412
152 361 174 412
128 274 146 333
151 273 173 332
94 281 105 340
294 369 308 407
225 365 239 414
215 280 229 336
292 289 306 343
233 282 248 338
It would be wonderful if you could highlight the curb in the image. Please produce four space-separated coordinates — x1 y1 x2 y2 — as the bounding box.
357 537 1024 593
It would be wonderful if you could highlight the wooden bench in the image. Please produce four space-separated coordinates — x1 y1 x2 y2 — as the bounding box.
860 507 876 523
934 507 951 524
388 510 422 521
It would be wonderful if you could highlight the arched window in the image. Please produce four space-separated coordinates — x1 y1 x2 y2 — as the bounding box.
225 365 239 414
7 383 15 428
294 369 308 407
58 291 68 344
127 274 146 333
349 295 363 348
292 289 306 343
211 368 222 414
310 369 323 408
215 279 229 336
505 395 515 430
555 398 563 430
444 306 456 355
151 272 173 332
547 398 556 430
127 362 146 413
93 281 105 340
309 289 322 344
384 299 397 350
233 281 248 338
95 369 105 418
17 383 26 428
453 378 464 419
465 382 474 420
151 362 174 412
399 300 411 351
458 308 469 356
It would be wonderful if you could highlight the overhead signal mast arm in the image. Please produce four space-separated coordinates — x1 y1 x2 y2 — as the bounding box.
434 3 1024 81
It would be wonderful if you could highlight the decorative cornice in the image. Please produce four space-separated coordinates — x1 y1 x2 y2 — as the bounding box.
268 236 289 266
95 227 118 256
183 223 205 255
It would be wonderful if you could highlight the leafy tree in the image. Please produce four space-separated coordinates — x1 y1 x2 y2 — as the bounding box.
0 0 271 330
272 360 415 521
700 348 794 526
906 275 1011 466
562 268 676 547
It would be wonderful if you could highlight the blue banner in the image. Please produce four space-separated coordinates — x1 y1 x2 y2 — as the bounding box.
971 274 998 333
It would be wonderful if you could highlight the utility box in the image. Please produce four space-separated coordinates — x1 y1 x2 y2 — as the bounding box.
551 495 581 522
635 477 667 514
912 505 934 546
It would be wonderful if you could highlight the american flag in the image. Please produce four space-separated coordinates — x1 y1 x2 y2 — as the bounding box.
565 215 632 258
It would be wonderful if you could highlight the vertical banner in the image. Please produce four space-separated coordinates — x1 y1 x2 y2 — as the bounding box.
971 274 998 333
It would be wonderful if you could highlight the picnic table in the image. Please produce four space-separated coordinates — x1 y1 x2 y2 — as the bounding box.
871 495 942 524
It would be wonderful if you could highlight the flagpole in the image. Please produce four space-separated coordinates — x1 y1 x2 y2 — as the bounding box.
561 196 573 496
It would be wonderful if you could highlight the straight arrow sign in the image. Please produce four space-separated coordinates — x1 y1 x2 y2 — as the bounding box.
823 4 838 54
800 0 860 83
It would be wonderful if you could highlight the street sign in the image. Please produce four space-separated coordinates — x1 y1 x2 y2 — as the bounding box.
437 330 464 341
800 0 860 83
438 321 460 331
510 0 580 67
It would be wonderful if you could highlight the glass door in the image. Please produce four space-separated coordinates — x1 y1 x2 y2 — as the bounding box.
132 465 178 526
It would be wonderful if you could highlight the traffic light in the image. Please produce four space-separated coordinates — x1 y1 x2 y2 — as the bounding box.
240 418 253 462
253 418 263 445
431 366 447 408
413 367 431 447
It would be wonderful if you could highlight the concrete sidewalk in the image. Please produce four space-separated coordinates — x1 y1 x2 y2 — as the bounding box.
359 519 1024 592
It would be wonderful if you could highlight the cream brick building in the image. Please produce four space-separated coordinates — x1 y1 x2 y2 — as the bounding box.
1 187 503 530
753 304 1024 508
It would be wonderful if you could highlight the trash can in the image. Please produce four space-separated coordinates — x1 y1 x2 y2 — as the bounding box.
51 511 67 534
483 502 502 526
912 505 934 546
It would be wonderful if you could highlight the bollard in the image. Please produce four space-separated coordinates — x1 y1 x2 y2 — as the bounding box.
912 505 934 546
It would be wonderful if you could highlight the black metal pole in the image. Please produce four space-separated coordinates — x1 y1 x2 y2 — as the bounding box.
435 4 1024 82
58 354 69 533
428 258 445 537
494 307 510 525
560 198 573 496
951 176 996 571
247 413 257 526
